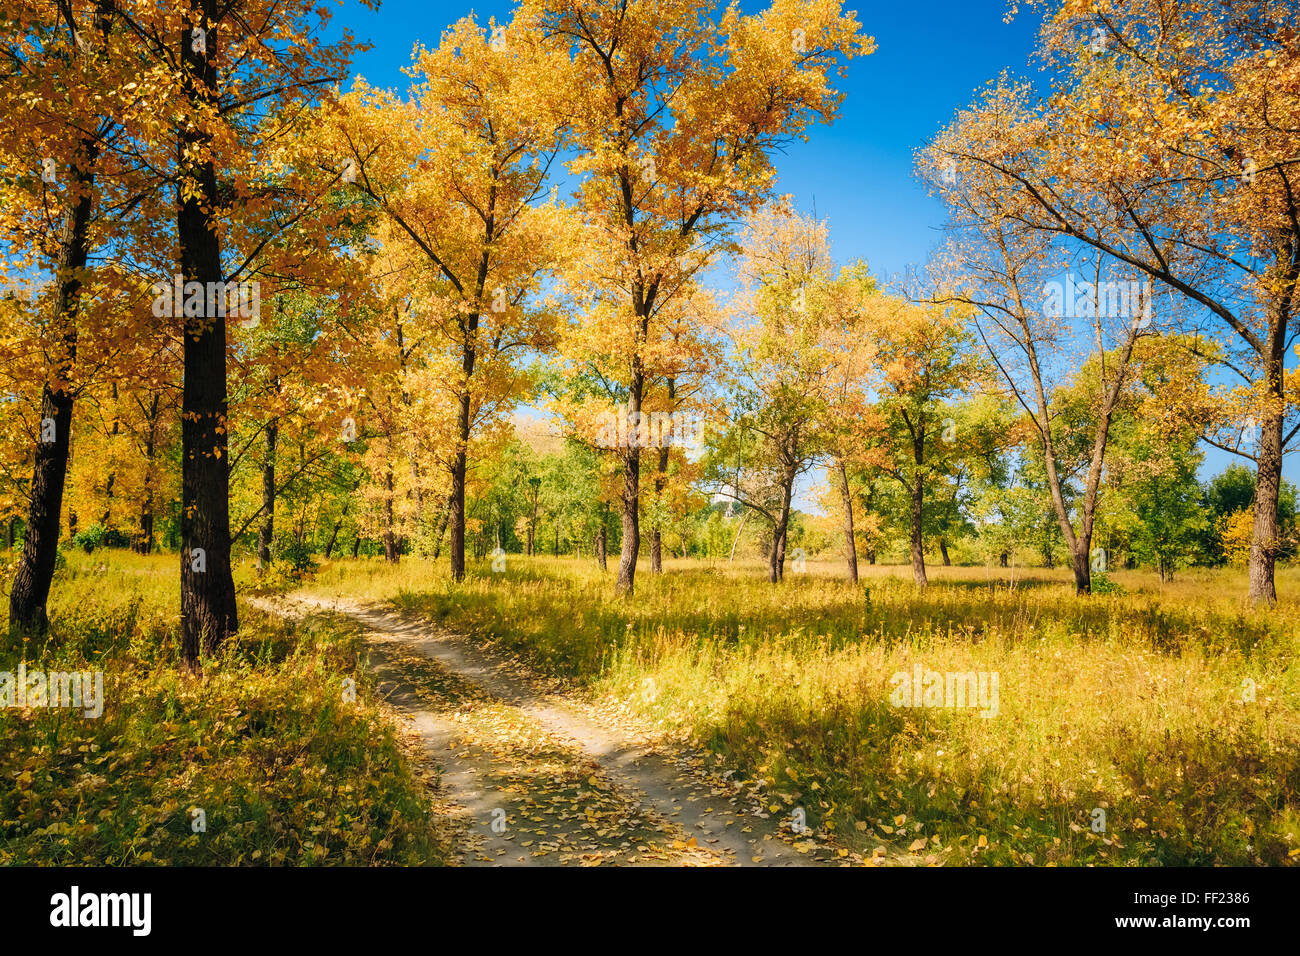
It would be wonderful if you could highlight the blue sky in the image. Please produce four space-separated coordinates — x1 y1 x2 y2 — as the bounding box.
337 0 1296 504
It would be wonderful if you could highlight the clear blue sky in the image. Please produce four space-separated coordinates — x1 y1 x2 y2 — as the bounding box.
337 0 1295 503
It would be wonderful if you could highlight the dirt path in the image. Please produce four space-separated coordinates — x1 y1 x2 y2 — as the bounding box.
254 594 862 867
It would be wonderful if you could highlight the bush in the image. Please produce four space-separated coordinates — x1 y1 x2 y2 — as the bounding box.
71 524 132 554
1090 572 1125 595
276 537 319 577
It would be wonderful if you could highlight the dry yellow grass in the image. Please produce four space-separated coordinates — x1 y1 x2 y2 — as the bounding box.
295 554 1300 865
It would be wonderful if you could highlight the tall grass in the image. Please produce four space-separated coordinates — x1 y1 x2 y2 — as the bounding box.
1 550 449 865
301 555 1300 865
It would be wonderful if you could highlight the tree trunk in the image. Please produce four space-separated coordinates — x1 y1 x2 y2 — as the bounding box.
409 451 425 529
257 420 277 568
1070 543 1092 595
8 113 99 636
596 522 607 571
178 0 238 664
431 494 452 559
383 465 399 563
768 464 795 584
939 538 951 566
650 513 665 574
134 394 159 555
351 535 362 558
1249 374 1284 606
909 479 927 588
836 457 858 583
323 478 359 558
449 392 470 581
10 381 78 635
324 515 344 558
100 473 115 529
616 398 642 596
99 382 120 530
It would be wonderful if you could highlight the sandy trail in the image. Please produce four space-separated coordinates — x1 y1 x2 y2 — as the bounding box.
255 594 847 866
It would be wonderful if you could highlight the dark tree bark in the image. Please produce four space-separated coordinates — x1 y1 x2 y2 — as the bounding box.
98 382 121 529
256 420 277 568
9 361 78 635
909 477 927 588
178 0 239 664
939 538 951 567
323 516 343 558
650 441 669 574
836 457 858 583
449 415 467 578
133 393 160 555
447 237 493 583
382 464 399 563
9 99 100 635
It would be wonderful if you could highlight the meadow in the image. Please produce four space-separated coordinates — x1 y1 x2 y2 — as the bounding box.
5 547 1297 867
0 550 450 866
297 555 1300 866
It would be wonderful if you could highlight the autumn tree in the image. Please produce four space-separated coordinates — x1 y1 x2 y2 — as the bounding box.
925 188 1154 592
861 296 984 588
319 15 564 581
0 0 134 634
530 0 867 595
934 0 1300 604
818 260 878 582
716 203 843 582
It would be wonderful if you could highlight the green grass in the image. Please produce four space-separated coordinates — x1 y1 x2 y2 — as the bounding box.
0 550 450 865
300 555 1300 866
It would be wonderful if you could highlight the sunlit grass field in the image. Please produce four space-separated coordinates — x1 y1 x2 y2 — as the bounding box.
0 550 449 865
301 554 1300 866
5 548 1296 866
